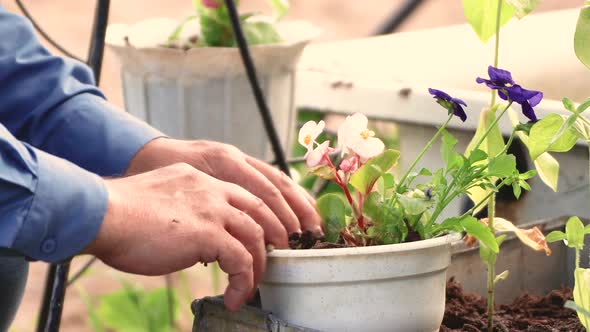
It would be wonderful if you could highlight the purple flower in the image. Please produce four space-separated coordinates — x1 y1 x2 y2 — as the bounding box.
202 0 220 8
428 88 467 122
476 66 543 122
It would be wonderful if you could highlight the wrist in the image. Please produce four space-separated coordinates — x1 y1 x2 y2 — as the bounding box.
125 137 173 176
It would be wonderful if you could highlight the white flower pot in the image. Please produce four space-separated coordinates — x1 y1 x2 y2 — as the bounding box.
259 233 461 332
106 18 320 160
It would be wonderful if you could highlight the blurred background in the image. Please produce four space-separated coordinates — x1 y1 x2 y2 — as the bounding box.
0 0 581 331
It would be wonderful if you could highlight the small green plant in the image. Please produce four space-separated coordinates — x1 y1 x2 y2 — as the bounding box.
546 216 590 329
80 279 179 332
167 0 289 48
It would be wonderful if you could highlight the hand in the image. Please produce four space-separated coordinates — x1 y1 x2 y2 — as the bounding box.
85 163 287 310
126 138 323 236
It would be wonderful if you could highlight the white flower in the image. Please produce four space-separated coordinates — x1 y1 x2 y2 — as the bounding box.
337 113 384 161
298 120 325 154
306 141 333 167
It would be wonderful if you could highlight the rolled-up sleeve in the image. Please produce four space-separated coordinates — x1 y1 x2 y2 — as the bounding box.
0 6 163 176
0 124 107 262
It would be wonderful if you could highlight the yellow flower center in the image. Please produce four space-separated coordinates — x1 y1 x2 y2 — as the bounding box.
304 135 312 145
360 129 374 140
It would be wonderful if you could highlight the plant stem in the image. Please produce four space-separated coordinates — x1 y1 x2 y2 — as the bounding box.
392 114 454 198
486 194 496 332
487 3 503 329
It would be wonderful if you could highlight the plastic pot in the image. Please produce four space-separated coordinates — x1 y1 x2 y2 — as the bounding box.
106 18 320 160
259 233 461 332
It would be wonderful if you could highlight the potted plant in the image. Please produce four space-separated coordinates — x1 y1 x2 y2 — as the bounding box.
258 74 549 330
105 0 319 160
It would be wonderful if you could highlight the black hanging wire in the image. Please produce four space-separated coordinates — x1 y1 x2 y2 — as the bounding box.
223 0 291 176
14 0 84 62
371 0 427 36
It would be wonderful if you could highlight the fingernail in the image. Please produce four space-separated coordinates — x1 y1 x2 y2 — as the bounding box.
313 226 325 238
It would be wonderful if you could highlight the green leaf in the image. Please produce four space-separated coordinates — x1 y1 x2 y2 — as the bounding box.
585 224 590 235
504 0 543 18
266 0 289 20
469 149 488 164
316 194 346 243
575 6 590 70
377 173 395 196
509 109 560 191
350 149 400 194
563 97 577 113
487 154 516 177
463 216 499 253
512 182 522 199
96 284 146 331
566 216 586 250
441 130 463 170
397 193 435 216
364 193 406 244
528 114 578 160
573 268 590 328
578 97 590 114
546 230 567 243
462 0 515 42
243 21 283 45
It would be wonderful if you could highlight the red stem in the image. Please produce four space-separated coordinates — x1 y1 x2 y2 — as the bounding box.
323 154 364 231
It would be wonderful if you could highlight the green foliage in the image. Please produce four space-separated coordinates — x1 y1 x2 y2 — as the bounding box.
462 0 515 42
94 281 178 332
575 4 590 69
527 114 578 160
350 149 400 194
487 154 516 177
509 109 561 191
435 215 499 253
504 0 543 18
316 194 347 243
364 192 407 244
573 268 590 329
242 21 283 45
266 0 289 20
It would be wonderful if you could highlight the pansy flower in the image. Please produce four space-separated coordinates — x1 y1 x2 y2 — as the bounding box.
428 88 467 122
476 66 543 122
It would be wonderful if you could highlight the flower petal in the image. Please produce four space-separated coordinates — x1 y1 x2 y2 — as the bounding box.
488 66 515 86
298 120 325 147
521 102 538 122
306 141 333 167
453 104 468 122
351 137 385 161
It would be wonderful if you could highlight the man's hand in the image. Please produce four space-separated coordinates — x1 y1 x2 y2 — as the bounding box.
85 163 287 310
125 138 322 236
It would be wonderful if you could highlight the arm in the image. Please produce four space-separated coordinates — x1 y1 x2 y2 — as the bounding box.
0 6 161 176
0 124 107 262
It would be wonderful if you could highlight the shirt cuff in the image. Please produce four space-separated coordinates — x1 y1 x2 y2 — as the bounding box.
12 148 108 262
40 93 164 177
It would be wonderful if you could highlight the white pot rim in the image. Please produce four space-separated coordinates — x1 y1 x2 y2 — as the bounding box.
268 232 462 258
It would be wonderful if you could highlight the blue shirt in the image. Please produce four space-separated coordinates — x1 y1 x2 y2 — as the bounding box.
0 7 162 262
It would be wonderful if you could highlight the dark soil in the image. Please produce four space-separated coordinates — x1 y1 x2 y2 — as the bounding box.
441 278 584 332
288 231 347 249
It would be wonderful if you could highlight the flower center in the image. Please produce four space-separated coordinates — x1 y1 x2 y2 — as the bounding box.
360 129 374 140
304 135 312 145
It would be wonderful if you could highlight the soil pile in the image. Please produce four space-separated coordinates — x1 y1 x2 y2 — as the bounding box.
441 278 584 332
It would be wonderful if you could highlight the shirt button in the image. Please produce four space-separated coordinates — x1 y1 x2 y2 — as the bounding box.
41 238 57 254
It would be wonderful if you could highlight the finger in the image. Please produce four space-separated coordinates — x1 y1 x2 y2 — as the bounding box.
223 206 267 287
212 230 255 311
246 156 323 236
223 182 289 249
219 162 301 236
